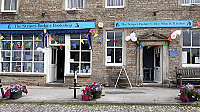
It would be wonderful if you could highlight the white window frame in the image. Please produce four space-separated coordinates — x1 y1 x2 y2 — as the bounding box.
66 34 92 75
105 31 123 66
0 34 44 73
105 0 125 8
65 0 84 10
182 30 200 67
181 0 200 6
1 0 18 12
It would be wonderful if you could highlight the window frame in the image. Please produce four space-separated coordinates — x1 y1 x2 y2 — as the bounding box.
65 0 84 10
181 0 200 6
105 0 125 8
105 31 123 66
0 34 44 73
182 30 200 67
1 0 18 12
66 33 92 75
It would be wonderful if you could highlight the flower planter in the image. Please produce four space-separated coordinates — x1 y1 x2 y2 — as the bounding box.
187 93 197 102
91 91 101 99
10 91 22 99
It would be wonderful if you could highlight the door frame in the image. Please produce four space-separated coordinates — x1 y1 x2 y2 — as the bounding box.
139 41 167 84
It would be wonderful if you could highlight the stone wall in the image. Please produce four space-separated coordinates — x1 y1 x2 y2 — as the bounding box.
0 73 46 86
0 0 200 86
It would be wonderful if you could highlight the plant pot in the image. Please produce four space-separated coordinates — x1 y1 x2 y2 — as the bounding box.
10 91 22 99
187 93 197 102
91 91 101 99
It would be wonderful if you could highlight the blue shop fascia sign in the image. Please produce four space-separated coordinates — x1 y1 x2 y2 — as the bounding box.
0 22 95 30
114 20 193 28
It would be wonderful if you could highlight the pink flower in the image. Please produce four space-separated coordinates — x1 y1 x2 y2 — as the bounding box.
185 97 189 102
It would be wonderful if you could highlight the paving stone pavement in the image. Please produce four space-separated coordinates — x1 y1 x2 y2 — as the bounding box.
0 103 200 112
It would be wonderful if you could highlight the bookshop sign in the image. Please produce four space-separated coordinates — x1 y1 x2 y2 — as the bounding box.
114 20 193 28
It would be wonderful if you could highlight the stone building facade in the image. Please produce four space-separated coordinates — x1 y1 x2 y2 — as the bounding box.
0 0 199 86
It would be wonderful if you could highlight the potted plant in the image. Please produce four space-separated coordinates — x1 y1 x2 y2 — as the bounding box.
177 83 200 102
81 82 104 101
3 84 28 99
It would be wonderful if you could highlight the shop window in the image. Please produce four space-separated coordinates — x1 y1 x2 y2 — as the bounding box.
182 30 200 66
69 33 91 74
1 0 17 12
105 0 124 8
181 0 200 6
65 0 84 10
106 31 123 66
0 34 44 73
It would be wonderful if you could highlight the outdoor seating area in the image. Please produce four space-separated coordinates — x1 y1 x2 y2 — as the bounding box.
176 67 200 85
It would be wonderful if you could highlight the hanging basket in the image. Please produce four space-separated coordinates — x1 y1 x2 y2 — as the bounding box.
10 91 22 99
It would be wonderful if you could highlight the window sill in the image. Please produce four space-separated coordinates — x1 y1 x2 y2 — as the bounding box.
182 64 200 67
105 63 123 66
65 8 83 11
181 4 200 6
1 10 18 13
65 73 91 76
105 6 124 8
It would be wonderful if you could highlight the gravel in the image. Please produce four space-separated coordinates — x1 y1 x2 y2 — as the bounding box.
0 103 199 112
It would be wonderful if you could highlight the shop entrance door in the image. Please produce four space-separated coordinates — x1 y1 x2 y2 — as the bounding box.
49 47 58 82
154 46 162 83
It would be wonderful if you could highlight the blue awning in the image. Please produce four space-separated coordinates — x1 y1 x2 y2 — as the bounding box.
0 29 90 34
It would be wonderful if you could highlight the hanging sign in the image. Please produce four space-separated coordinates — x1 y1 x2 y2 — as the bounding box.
170 49 178 58
115 20 193 28
0 22 95 30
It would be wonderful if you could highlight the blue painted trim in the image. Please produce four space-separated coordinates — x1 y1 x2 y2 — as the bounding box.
115 20 193 28
0 22 95 30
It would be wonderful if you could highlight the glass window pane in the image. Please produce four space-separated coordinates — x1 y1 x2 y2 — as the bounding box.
13 41 22 50
12 51 21 61
107 48 114 63
34 51 44 61
12 62 21 72
81 33 88 39
183 31 191 46
23 62 32 72
2 35 11 40
34 41 44 50
2 41 11 50
51 34 65 44
81 63 90 73
23 34 33 40
1 51 11 61
34 62 44 73
1 62 10 72
23 51 33 61
115 48 122 63
81 52 90 62
24 41 33 50
70 34 80 39
71 40 80 50
70 52 79 61
81 40 89 50
182 48 190 64
70 63 79 73
115 32 122 47
11 0 17 10
12 35 22 40
192 31 200 46
107 32 114 47
4 0 11 10
191 48 199 64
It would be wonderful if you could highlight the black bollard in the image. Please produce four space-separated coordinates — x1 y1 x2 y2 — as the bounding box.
0 79 4 98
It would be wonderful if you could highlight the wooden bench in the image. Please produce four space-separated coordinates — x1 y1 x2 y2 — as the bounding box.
176 67 200 85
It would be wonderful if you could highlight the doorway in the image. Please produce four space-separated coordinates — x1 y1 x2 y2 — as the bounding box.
143 46 162 83
49 46 65 83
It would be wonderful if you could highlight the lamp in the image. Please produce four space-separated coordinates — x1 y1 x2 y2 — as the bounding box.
42 12 46 17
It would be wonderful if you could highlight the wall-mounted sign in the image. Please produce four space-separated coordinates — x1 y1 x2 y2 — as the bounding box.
0 22 95 30
170 49 178 58
115 20 193 28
